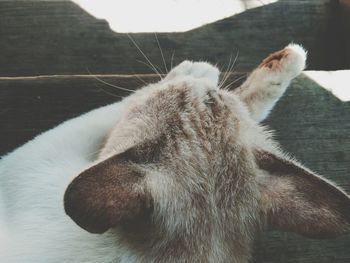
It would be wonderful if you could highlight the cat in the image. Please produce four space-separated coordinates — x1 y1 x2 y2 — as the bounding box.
0 44 349 263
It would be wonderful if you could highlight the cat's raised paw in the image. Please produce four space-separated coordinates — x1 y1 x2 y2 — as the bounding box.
259 44 307 78
165 60 219 86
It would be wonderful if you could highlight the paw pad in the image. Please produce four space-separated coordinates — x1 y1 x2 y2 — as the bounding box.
259 49 288 69
259 44 307 77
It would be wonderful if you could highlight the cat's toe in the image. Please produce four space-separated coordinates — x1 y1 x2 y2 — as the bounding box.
283 44 307 76
259 44 307 78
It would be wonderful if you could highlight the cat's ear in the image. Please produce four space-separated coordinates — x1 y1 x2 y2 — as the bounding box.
255 150 350 238
64 147 153 234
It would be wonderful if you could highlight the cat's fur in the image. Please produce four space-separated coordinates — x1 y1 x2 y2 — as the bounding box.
1 44 349 263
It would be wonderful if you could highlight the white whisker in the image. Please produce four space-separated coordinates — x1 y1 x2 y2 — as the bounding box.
137 60 163 79
127 33 163 78
97 87 126 99
218 53 233 88
219 50 239 89
134 74 149 86
170 50 176 70
222 73 247 91
154 33 168 73
86 68 135 93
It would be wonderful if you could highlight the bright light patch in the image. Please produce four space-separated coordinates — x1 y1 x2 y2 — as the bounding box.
304 70 350 102
71 0 278 33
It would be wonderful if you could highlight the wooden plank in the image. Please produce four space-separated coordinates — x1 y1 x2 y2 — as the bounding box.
339 0 350 66
0 73 349 262
0 0 347 77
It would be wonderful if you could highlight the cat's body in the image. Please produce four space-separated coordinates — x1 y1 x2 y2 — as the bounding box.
1 44 349 263
0 103 126 262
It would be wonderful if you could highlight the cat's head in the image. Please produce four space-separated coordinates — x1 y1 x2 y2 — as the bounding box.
64 46 350 261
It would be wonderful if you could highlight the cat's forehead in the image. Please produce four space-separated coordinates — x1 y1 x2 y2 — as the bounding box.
101 79 232 157
134 77 227 113
118 76 251 136
146 76 219 102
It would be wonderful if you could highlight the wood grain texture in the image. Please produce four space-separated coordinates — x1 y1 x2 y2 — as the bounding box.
340 0 350 67
0 74 349 262
0 0 348 77
0 74 158 155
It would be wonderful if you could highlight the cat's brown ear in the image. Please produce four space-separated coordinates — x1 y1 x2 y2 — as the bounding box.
255 150 350 238
64 151 153 234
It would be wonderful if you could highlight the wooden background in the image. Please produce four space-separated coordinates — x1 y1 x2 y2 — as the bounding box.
1 0 349 262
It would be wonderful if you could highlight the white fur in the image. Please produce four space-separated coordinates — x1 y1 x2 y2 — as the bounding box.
0 103 131 262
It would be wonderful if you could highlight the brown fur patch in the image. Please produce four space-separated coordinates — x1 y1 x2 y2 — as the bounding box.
255 150 350 238
64 153 152 234
259 49 287 69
